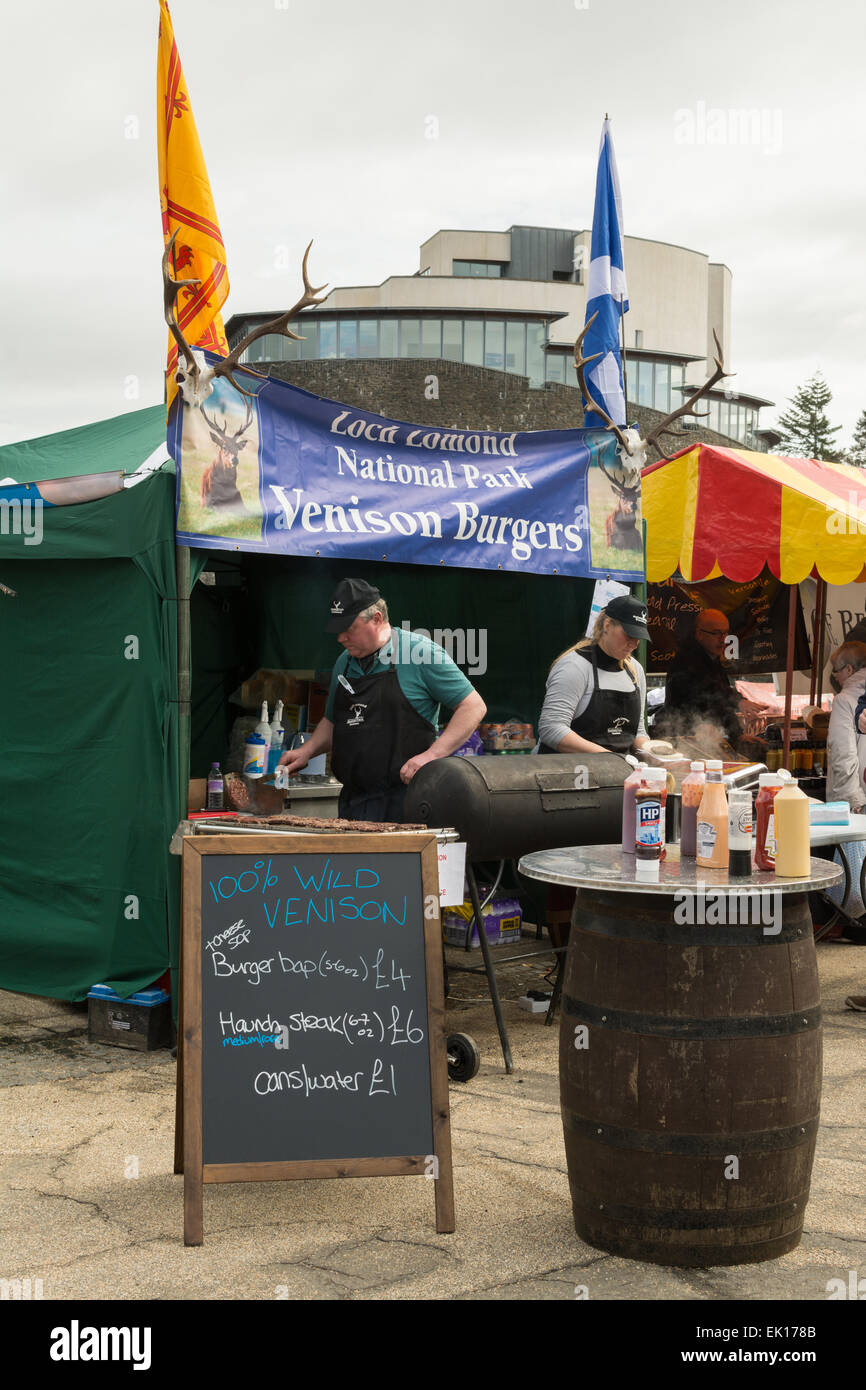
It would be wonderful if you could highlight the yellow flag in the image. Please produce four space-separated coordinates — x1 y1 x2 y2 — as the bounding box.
156 0 230 413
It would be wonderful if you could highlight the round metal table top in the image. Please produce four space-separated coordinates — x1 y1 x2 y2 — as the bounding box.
518 843 844 894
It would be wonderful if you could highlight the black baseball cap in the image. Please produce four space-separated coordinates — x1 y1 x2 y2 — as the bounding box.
325 578 382 633
605 594 650 641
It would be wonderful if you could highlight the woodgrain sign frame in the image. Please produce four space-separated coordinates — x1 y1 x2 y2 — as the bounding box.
175 832 455 1245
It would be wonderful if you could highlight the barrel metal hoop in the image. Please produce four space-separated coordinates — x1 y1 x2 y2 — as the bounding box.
563 1111 820 1155
563 994 822 1038
569 1187 809 1230
572 912 809 946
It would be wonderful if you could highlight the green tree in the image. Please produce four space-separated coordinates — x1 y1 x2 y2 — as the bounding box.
843 409 866 467
776 372 843 460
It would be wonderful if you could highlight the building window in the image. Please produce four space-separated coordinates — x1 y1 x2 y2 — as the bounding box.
419 267 430 276
505 321 525 375
299 318 318 360
400 319 422 358
636 359 653 407
653 363 670 412
421 319 441 357
546 353 565 384
358 319 378 358
464 320 483 366
338 320 358 359
552 270 572 282
319 320 337 359
442 320 462 361
484 321 504 370
453 261 502 277
379 318 399 357
527 323 545 388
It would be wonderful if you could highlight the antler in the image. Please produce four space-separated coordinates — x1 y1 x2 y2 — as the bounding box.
209 241 328 398
574 312 633 454
644 330 733 454
161 236 327 404
200 396 253 444
162 230 202 397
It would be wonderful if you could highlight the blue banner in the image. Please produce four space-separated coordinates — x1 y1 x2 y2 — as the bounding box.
170 367 643 581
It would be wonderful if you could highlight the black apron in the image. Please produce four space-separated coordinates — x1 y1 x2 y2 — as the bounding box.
539 645 641 754
332 664 436 822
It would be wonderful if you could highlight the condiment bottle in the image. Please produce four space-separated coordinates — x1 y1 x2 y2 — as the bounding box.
696 760 728 868
621 761 647 855
680 761 706 857
728 787 753 877
268 700 285 776
206 762 224 811
754 773 783 871
635 767 667 879
774 781 811 878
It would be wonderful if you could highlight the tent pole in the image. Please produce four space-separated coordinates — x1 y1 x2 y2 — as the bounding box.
176 543 191 815
782 584 797 767
815 577 827 704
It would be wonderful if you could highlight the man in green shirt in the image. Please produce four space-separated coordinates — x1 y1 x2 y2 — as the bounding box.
279 578 486 822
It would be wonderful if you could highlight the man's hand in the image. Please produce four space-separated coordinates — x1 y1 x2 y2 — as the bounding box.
858 709 866 735
277 746 309 775
399 749 438 784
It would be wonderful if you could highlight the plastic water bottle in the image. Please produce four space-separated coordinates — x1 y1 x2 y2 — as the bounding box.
206 762 224 810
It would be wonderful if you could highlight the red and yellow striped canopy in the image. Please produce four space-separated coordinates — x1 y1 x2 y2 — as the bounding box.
643 444 866 585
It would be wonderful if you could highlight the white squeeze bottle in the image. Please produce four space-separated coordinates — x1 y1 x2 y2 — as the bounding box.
268 700 285 775
774 781 811 878
696 760 729 869
255 701 271 743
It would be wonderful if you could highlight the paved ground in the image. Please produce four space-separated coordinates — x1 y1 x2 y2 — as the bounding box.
1 941 864 1303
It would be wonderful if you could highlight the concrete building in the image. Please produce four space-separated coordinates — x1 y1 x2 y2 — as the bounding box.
226 225 774 449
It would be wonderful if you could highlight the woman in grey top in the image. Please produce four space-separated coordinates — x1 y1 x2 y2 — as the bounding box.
537 594 652 756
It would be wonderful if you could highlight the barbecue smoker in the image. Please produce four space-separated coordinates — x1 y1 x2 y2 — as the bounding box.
405 753 631 1072
404 753 629 861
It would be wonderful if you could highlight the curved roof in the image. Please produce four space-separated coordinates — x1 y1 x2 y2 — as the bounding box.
644 443 866 585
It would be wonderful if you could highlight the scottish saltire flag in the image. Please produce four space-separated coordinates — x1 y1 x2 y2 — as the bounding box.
582 117 629 428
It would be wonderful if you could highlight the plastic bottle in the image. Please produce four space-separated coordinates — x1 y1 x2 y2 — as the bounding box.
242 731 267 779
774 781 811 878
754 773 783 871
621 762 647 855
206 762 224 811
696 760 729 868
728 787 753 877
634 768 667 879
680 761 706 857
268 700 285 776
255 701 271 743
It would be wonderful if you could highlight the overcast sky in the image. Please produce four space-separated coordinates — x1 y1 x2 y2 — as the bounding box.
1 0 863 449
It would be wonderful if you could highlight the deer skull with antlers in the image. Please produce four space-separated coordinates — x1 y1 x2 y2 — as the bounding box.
574 314 733 472
162 231 328 409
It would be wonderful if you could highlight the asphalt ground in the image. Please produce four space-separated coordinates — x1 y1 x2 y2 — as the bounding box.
1 939 863 1312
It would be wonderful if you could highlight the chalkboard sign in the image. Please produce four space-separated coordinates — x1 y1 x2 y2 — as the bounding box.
177 833 454 1244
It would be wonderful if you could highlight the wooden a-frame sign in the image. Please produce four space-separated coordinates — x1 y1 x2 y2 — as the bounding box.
175 832 455 1244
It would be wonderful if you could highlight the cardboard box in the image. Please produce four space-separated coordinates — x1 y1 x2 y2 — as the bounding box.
443 895 522 949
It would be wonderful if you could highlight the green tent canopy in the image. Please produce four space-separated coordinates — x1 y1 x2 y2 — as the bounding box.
0 407 181 1002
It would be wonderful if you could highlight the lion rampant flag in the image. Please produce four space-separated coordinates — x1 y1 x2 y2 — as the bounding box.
157 0 230 413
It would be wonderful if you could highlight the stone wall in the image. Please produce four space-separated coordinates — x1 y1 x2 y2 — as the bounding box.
262 356 744 457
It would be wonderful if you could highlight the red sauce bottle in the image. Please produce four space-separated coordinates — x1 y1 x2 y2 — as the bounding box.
754 773 783 871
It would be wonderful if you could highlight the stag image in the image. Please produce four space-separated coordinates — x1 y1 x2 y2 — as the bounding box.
597 454 641 550
199 398 253 512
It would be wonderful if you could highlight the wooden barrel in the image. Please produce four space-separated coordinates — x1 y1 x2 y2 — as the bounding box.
560 886 821 1266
